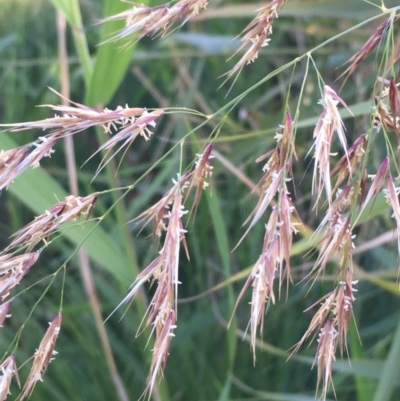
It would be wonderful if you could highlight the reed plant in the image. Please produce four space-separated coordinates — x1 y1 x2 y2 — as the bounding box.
1 0 400 400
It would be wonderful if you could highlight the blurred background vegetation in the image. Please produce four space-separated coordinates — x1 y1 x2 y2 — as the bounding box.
1 0 400 400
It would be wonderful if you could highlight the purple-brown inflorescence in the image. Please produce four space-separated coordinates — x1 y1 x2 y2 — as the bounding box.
133 172 191 237
232 194 299 362
339 17 397 86
231 114 299 361
110 175 190 398
331 134 367 193
0 252 40 301
4 195 97 253
310 85 351 204
101 0 209 44
186 144 214 212
224 0 286 82
0 90 163 175
0 135 59 191
314 319 338 400
236 112 296 248
292 272 358 399
334 269 358 356
18 313 62 401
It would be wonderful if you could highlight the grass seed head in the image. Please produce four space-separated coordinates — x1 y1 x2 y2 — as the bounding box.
315 319 337 401
101 0 209 45
339 17 396 86
0 252 40 301
0 355 19 401
18 313 62 401
224 0 285 81
5 195 97 252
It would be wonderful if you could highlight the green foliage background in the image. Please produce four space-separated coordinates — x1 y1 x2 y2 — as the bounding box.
1 0 400 400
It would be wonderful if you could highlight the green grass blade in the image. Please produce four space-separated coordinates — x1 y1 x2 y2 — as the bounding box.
373 317 400 401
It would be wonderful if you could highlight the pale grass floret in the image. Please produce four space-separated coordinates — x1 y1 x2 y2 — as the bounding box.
133 173 190 237
277 191 300 286
360 157 388 215
0 355 19 401
331 134 367 193
235 113 295 249
0 91 149 136
18 313 61 401
187 144 214 211
101 0 209 44
146 308 177 398
0 90 163 174
292 291 336 355
313 185 353 239
236 168 283 248
311 85 351 203
5 195 97 253
0 135 58 191
314 319 337 400
334 269 358 356
311 215 354 279
224 0 285 81
0 252 40 301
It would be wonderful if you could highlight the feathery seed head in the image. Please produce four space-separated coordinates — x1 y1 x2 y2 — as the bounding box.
0 252 39 300
101 0 209 44
18 313 61 401
315 319 337 400
334 269 357 356
311 86 350 204
187 144 214 210
134 172 190 237
224 0 285 81
292 291 337 355
331 134 367 192
339 17 396 85
6 195 97 252
0 355 19 401
360 157 389 214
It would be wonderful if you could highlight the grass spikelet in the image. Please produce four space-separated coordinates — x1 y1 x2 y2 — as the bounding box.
0 252 40 301
0 355 19 401
100 0 209 45
5 195 97 253
310 85 351 204
17 313 62 401
223 0 286 83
